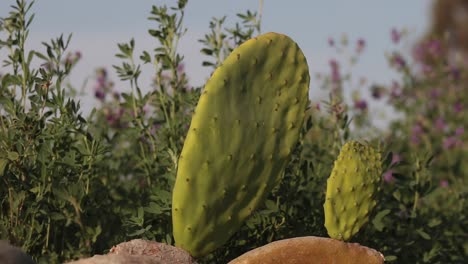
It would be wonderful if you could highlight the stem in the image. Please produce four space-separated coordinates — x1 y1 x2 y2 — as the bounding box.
411 161 422 215
258 0 264 33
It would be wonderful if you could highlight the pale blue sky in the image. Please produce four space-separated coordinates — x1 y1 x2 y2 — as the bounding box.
0 0 432 115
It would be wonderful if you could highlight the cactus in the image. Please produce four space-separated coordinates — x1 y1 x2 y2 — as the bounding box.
172 32 310 257
324 141 382 241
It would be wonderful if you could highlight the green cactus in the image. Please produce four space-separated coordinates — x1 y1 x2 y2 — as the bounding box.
324 141 382 241
172 32 310 257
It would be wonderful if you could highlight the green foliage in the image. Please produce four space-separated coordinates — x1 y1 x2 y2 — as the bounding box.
0 0 466 263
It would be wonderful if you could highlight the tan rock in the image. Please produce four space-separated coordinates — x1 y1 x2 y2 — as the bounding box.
0 240 36 264
65 254 172 264
66 239 194 264
228 236 384 264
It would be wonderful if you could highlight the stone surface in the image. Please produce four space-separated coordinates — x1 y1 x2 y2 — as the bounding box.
228 236 385 264
66 239 194 264
0 240 36 264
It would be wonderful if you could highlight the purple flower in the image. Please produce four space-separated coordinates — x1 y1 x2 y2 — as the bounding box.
427 40 441 57
329 59 340 83
354 99 368 110
421 64 432 75
356 38 366 53
315 103 321 111
177 63 185 73
391 53 406 69
430 89 440 99
455 127 464 136
450 66 460 80
95 89 105 101
112 92 120 100
383 170 395 183
434 118 447 131
411 124 424 145
371 86 384 99
413 43 424 63
391 28 400 44
328 37 335 47
439 180 449 188
454 102 463 113
391 153 402 165
106 107 126 127
443 136 462 149
390 81 402 98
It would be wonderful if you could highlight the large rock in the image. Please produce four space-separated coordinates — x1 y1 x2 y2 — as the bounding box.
228 236 385 264
0 240 36 264
66 239 194 264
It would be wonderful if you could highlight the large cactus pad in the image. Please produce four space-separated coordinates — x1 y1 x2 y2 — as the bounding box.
172 32 310 257
324 141 382 241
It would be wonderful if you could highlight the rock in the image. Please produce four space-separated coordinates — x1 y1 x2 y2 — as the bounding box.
228 236 385 264
65 254 176 264
0 240 36 264
66 239 194 264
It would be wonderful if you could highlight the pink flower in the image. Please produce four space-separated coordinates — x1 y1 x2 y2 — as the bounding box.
371 85 384 99
391 53 406 70
383 170 395 183
411 124 424 145
450 66 460 80
439 180 449 188
434 118 447 131
391 28 400 44
391 153 402 165
177 63 185 73
354 99 368 110
443 136 462 149
315 103 321 111
455 127 464 136
454 102 463 113
430 89 440 99
427 40 441 57
329 59 340 83
421 64 432 75
390 81 402 99
95 89 105 101
356 38 366 53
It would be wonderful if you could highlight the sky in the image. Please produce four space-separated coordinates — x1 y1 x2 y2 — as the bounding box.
0 0 432 116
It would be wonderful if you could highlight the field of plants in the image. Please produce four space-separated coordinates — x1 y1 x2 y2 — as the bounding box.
0 0 467 263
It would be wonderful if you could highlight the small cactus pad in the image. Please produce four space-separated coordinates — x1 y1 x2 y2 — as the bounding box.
172 32 310 257
324 141 382 241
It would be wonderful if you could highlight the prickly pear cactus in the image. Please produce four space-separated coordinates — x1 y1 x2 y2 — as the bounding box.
324 141 382 241
172 32 310 257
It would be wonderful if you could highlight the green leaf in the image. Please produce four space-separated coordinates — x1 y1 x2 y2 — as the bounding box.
7 151 19 161
383 151 393 169
428 218 442 228
140 51 151 63
264 199 278 211
145 202 162 214
0 158 7 176
416 229 431 240
128 228 147 237
372 209 391 232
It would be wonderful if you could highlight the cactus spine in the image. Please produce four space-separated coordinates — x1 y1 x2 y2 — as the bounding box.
172 32 310 257
324 141 382 241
